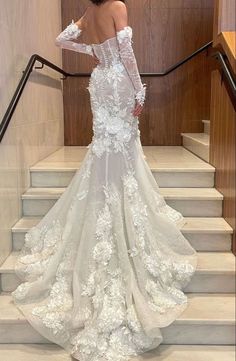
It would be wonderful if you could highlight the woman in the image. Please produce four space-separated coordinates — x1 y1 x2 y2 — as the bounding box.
12 1 197 360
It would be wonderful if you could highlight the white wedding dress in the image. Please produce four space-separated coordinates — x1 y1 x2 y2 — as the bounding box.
12 21 198 361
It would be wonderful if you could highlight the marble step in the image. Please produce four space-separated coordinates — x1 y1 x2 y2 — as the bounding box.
202 119 210 135
0 294 234 345
0 345 234 361
30 146 215 188
11 216 233 252
1 252 235 293
181 133 210 162
22 187 223 217
31 168 215 188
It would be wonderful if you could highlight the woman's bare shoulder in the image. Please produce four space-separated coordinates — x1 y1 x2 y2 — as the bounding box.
110 0 127 12
110 1 128 30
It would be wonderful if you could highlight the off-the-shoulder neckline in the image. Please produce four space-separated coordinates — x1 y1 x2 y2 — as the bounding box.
75 25 132 47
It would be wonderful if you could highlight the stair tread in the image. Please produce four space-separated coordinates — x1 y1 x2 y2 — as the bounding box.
22 187 224 200
0 294 234 325
12 217 42 232
181 133 210 146
161 188 222 199
30 146 215 172
12 216 233 234
1 252 235 275
181 217 233 233
202 119 210 124
0 344 234 361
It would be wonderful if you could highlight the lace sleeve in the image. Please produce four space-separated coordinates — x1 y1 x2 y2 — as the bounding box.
55 19 93 56
117 26 146 106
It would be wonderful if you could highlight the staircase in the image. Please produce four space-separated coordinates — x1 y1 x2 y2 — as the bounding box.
181 119 210 162
0 144 235 360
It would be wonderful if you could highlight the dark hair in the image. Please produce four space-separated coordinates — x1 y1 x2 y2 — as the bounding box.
90 0 125 4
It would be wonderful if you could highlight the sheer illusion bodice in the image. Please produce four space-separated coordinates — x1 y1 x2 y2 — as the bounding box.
92 37 120 67
12 20 198 361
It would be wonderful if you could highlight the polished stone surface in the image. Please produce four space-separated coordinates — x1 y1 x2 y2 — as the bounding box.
11 216 233 252
0 344 234 361
0 294 235 345
202 119 210 134
182 133 210 162
1 252 235 293
182 133 210 146
21 186 224 200
0 293 234 325
21 186 224 217
1 251 235 275
31 146 215 171
12 216 233 234
30 145 215 188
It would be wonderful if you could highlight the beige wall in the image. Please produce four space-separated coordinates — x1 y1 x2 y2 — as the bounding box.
0 0 64 265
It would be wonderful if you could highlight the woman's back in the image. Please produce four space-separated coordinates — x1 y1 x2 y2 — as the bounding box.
55 0 146 109
80 0 127 45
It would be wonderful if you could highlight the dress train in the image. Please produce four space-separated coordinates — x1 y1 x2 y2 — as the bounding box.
12 22 197 361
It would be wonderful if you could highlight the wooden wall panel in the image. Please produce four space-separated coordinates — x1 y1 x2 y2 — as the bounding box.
214 0 236 37
209 70 236 254
212 0 236 253
61 0 214 145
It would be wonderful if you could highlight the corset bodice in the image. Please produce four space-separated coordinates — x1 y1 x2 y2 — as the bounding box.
92 37 121 68
55 23 146 105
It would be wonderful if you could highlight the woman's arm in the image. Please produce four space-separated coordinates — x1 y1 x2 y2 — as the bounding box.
55 17 94 56
112 1 146 111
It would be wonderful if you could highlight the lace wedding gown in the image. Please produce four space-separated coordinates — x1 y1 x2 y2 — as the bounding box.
12 21 197 361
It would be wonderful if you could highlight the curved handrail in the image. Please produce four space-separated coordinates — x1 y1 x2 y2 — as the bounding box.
0 54 71 143
0 41 213 142
61 40 214 78
211 51 236 98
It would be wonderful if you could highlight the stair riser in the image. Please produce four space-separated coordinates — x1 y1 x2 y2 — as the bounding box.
31 171 215 188
22 198 223 217
204 123 210 135
162 324 235 345
183 233 232 252
182 137 209 162
167 200 222 217
2 273 235 294
12 234 25 251
23 199 57 217
31 171 75 188
0 324 49 344
0 323 234 345
185 274 235 293
153 172 214 188
12 231 232 252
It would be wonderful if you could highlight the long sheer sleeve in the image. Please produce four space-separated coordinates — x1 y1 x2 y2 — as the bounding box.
55 19 93 56
116 26 146 106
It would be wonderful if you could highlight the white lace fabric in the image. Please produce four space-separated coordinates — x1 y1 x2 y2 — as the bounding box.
116 26 146 106
12 20 198 361
55 19 94 56
55 20 146 106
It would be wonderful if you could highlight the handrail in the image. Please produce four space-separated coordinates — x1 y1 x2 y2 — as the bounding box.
0 41 213 142
65 40 214 77
0 54 71 143
211 51 236 98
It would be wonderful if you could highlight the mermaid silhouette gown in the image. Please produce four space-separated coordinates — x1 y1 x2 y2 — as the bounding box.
12 20 197 361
